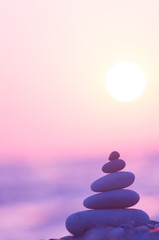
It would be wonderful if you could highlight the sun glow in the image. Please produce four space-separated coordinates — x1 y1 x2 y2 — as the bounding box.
105 61 146 102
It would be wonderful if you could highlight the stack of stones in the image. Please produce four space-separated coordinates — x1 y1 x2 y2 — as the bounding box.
65 151 150 236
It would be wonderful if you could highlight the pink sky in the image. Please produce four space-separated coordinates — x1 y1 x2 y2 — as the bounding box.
0 0 159 162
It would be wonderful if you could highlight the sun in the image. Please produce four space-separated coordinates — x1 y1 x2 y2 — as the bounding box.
105 61 146 102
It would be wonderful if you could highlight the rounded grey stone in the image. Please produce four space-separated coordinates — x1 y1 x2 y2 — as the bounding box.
65 209 149 235
102 159 126 173
83 189 140 209
91 171 135 192
109 151 120 161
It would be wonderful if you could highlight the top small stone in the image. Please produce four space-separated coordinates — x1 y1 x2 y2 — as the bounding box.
109 151 120 161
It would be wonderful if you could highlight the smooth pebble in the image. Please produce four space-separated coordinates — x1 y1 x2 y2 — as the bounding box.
65 209 149 235
102 159 126 173
83 189 140 209
109 151 120 161
91 171 135 192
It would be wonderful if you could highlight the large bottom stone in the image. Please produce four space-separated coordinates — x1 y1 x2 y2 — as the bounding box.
65 209 149 236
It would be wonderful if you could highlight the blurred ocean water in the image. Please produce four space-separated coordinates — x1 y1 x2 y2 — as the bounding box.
0 157 159 240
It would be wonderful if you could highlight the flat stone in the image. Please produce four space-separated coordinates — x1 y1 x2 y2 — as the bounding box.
102 159 126 173
65 209 149 235
109 151 120 161
91 171 135 192
83 189 140 209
